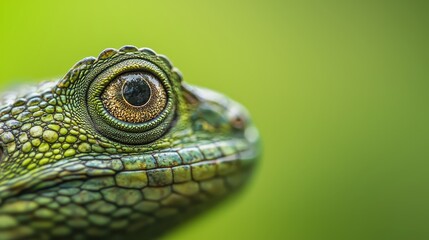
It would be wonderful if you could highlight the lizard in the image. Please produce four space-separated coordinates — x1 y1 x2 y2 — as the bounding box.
0 46 260 240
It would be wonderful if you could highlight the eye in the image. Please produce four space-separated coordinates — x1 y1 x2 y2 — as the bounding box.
101 71 167 123
82 57 177 145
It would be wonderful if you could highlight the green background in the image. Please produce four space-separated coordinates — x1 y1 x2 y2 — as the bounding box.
1 1 428 239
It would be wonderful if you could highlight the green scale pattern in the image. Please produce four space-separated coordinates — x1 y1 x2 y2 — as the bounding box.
0 46 260 240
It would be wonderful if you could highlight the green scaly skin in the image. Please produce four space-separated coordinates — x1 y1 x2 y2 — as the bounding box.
0 46 260 240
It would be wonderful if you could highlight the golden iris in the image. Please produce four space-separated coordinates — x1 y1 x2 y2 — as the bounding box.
101 72 167 123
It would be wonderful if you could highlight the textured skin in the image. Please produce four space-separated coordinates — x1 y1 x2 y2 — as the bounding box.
0 46 260 240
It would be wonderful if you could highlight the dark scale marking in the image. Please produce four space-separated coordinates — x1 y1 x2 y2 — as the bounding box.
0 145 4 163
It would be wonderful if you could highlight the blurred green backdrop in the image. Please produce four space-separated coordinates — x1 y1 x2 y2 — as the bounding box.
1 1 428 239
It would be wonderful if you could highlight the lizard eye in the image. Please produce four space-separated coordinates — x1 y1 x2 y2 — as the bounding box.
85 57 176 145
101 71 167 123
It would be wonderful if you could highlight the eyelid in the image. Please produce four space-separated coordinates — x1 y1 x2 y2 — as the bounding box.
0 145 4 163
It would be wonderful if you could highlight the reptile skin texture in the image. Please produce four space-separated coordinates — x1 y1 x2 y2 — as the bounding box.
0 46 260 240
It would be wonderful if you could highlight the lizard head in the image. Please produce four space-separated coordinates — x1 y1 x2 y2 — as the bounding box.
0 46 260 239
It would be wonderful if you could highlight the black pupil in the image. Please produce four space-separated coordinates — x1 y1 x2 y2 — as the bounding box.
122 73 151 107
